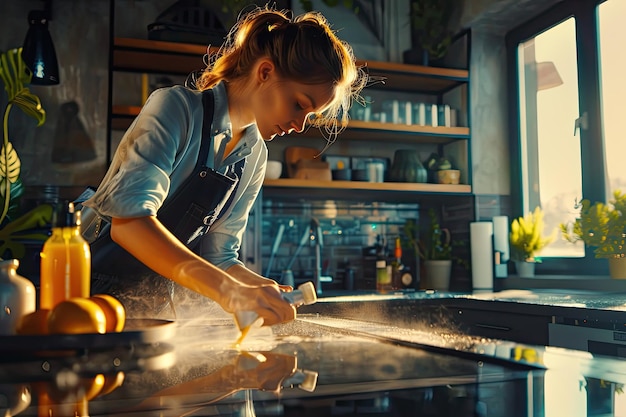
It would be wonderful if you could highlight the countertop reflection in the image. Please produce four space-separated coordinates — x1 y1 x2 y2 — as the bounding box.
2 314 626 416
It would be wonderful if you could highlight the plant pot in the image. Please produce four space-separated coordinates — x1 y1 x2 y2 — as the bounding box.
422 260 452 291
609 257 626 279
403 47 429 66
515 261 535 278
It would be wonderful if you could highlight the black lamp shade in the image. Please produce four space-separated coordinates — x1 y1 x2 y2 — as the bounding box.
22 10 60 85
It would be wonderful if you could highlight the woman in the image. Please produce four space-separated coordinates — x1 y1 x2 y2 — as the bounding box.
80 6 366 325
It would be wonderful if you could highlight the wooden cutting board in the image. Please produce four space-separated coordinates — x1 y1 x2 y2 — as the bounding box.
284 146 331 180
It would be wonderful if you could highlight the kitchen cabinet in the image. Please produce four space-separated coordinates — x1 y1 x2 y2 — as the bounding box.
107 37 472 197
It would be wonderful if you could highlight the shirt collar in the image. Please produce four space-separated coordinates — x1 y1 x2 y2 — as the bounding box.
211 81 261 167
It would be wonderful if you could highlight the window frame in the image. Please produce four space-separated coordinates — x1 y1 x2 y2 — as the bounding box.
505 0 608 276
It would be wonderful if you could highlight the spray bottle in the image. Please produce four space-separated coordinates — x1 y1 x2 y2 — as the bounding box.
234 281 317 342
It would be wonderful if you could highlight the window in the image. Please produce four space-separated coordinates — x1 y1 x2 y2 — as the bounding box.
516 17 582 259
598 0 626 195
507 0 624 275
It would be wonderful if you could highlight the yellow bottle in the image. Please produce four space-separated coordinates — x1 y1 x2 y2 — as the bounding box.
40 202 91 310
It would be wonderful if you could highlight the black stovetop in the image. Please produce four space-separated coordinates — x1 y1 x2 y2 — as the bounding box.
2 314 626 416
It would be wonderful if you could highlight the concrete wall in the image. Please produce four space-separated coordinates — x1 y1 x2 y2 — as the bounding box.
0 0 110 189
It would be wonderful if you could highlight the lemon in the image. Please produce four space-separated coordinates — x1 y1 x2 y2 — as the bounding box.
90 294 126 333
16 309 51 335
48 298 106 335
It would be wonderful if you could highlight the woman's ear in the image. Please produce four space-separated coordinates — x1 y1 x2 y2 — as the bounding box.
257 59 275 83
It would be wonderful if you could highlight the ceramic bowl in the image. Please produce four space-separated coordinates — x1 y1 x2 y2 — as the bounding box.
351 169 369 181
265 160 283 180
437 169 461 185
332 169 352 181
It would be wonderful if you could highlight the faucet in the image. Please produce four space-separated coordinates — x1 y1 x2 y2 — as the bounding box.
281 217 331 295
310 217 332 295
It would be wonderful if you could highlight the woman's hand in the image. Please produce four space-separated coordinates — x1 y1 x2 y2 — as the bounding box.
224 264 295 326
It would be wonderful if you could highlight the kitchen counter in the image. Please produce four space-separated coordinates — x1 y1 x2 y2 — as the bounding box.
2 314 626 417
2 290 626 416
303 289 626 355
317 288 626 311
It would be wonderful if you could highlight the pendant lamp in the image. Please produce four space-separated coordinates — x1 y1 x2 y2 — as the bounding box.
21 0 60 85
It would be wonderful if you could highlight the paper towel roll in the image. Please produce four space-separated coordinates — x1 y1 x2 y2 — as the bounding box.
470 222 494 290
492 216 510 262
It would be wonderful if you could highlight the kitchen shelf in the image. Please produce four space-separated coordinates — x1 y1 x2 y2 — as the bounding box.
112 38 469 94
113 38 214 75
262 178 471 201
108 36 472 193
111 105 470 143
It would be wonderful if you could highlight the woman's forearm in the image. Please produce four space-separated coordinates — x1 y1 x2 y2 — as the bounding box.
110 216 232 301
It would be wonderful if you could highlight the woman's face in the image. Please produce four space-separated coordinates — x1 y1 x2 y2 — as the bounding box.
251 63 336 140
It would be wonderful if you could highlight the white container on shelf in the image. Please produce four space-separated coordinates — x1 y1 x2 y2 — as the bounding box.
265 160 283 180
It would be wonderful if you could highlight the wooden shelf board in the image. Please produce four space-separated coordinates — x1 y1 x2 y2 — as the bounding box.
346 120 469 138
358 59 469 94
263 178 471 194
114 37 210 54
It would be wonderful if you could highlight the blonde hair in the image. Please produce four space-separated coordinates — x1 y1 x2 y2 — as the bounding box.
196 6 367 143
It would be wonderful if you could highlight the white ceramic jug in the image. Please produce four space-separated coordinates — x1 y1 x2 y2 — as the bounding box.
0 259 36 335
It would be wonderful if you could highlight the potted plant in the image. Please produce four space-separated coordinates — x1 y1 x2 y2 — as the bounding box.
509 206 555 277
404 208 457 291
560 190 626 278
0 48 52 260
404 0 453 66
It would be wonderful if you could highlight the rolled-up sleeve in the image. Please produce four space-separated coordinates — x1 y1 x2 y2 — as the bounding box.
85 87 199 219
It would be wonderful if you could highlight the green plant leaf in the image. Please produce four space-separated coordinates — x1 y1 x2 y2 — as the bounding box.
0 203 52 259
13 90 45 126
0 47 46 226
0 141 20 195
562 190 626 258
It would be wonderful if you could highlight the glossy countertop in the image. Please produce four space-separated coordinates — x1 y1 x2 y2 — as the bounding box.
311 288 626 324
2 303 626 417
318 288 626 311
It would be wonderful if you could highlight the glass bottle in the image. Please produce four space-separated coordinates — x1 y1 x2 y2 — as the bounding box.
376 259 391 293
40 201 91 310
391 237 404 290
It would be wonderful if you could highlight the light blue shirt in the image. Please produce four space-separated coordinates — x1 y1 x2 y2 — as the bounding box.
82 82 268 270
